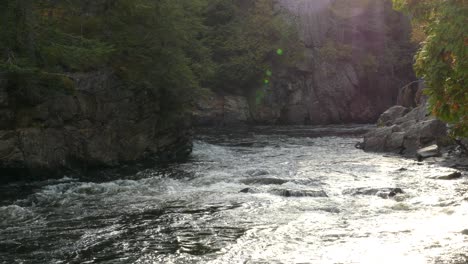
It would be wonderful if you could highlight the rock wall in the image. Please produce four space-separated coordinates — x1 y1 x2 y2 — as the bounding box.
262 0 415 124
0 71 192 182
193 92 252 126
194 0 415 126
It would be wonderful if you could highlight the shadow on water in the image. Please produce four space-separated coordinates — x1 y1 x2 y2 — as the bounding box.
1 197 245 263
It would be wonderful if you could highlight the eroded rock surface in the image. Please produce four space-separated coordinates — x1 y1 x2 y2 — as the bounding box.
194 0 415 126
0 71 192 181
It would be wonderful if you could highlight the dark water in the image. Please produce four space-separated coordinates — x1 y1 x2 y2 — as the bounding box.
1 126 467 264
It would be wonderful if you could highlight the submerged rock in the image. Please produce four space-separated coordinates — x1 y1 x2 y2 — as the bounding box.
269 188 328 198
239 187 260 194
343 187 404 199
246 169 270 177
435 171 462 180
388 188 405 198
240 178 289 185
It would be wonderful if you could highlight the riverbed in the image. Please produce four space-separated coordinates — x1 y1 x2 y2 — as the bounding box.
1 126 467 263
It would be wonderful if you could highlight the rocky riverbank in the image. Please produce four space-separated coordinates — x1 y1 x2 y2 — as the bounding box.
360 81 467 171
0 71 192 183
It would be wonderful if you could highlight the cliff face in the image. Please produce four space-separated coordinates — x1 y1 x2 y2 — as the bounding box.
194 0 415 126
0 72 192 182
259 0 415 124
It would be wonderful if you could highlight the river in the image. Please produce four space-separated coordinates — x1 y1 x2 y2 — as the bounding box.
1 126 467 264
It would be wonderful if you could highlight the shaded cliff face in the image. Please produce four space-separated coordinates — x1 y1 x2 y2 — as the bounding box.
0 72 192 182
254 0 415 125
194 0 415 126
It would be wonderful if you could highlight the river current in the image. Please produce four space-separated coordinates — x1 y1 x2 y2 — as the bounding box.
1 126 467 264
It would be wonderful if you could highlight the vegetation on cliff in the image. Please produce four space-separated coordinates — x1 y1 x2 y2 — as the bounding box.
393 0 467 137
203 0 302 95
0 0 301 114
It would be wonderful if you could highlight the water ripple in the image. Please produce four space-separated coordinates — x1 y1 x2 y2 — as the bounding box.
0 126 467 263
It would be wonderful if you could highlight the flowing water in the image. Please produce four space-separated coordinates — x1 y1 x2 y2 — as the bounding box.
1 126 467 264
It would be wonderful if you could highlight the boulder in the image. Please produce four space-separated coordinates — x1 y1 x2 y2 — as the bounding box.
240 178 289 185
415 119 447 144
378 106 409 126
269 188 328 198
362 125 398 152
342 187 404 198
246 169 270 176
386 132 405 153
362 87 451 155
240 187 260 194
395 104 429 125
416 145 441 161
436 171 462 180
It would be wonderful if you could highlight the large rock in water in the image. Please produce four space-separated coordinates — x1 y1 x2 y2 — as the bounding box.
0 71 192 182
362 83 450 155
416 145 441 161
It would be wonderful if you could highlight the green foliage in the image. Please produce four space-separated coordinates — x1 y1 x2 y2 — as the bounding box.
0 1 73 95
204 0 303 94
99 0 209 112
0 0 303 116
39 30 114 71
394 0 468 137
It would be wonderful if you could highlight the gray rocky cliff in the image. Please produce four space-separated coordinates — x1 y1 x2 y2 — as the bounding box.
194 0 415 126
0 71 192 182
261 0 415 125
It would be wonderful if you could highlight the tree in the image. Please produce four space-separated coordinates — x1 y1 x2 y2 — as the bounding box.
1 0 302 116
393 0 468 137
204 0 303 94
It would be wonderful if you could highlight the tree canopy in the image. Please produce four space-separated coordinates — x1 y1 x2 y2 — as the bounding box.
0 0 302 113
393 0 468 137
